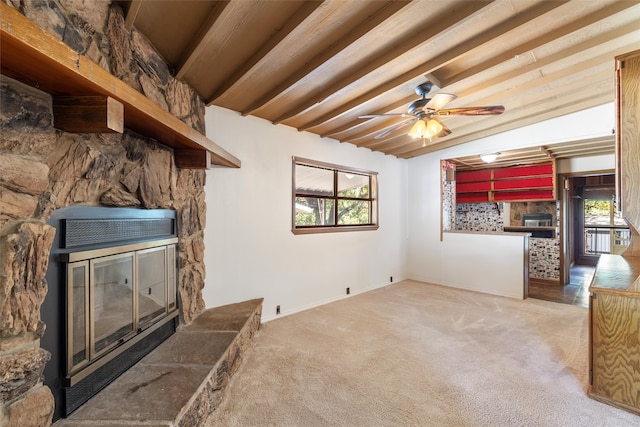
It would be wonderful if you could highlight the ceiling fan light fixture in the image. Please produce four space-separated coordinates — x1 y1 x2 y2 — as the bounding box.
409 118 443 141
409 119 427 139
480 152 499 163
426 119 443 136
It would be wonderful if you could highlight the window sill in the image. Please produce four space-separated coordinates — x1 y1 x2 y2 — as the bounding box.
292 225 379 235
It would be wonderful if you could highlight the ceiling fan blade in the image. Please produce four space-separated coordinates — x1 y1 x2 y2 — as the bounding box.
375 118 415 139
359 113 410 118
436 119 451 137
437 106 505 116
424 93 456 112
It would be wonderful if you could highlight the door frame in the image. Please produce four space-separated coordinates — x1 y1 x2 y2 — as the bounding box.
558 170 615 284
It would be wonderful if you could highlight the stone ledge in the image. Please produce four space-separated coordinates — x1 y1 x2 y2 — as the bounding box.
54 298 263 427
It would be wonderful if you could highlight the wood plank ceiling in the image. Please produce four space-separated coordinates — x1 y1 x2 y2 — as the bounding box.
120 0 640 163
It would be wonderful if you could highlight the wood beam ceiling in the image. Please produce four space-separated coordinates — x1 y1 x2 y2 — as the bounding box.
120 0 639 160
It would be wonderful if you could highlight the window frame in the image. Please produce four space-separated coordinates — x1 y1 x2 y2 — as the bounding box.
292 157 379 234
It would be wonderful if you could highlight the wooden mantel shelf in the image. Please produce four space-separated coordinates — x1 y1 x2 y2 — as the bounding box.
0 3 240 169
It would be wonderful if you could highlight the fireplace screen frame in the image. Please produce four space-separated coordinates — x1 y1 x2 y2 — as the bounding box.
62 237 178 384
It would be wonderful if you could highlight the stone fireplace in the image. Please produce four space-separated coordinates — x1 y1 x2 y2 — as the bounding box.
1 2 211 425
43 206 181 417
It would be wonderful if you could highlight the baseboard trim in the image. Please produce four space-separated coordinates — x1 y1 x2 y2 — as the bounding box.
261 280 396 323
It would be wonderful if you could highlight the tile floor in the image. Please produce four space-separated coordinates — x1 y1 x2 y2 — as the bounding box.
528 265 594 308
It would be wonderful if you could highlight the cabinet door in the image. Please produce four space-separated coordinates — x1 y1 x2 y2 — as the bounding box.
590 292 640 412
617 51 640 232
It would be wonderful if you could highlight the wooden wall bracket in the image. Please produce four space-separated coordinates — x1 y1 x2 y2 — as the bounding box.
174 149 212 169
53 96 124 134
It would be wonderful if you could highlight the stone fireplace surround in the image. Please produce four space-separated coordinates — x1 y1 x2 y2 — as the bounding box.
0 2 248 425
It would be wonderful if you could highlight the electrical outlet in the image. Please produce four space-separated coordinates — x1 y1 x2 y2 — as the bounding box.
390 276 393 283
276 305 280 315
346 287 350 295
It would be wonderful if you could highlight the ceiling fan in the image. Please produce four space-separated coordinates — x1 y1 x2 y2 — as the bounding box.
359 82 505 143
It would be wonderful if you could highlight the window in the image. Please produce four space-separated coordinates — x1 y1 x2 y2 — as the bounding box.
292 157 378 234
583 198 630 255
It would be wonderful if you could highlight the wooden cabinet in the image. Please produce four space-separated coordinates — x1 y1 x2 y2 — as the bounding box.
588 49 640 416
589 255 640 415
456 161 556 203
615 49 640 257
616 49 640 232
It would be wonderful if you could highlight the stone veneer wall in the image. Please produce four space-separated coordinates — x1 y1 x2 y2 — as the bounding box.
456 202 505 232
441 161 456 231
511 201 561 281
530 237 561 281
0 1 209 425
509 201 558 227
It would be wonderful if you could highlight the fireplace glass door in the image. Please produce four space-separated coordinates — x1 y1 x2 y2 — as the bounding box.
65 239 177 377
167 245 176 311
137 247 168 329
91 252 135 358
68 262 89 372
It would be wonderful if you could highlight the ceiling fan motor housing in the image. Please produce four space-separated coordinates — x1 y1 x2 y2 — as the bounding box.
408 98 431 115
415 81 433 97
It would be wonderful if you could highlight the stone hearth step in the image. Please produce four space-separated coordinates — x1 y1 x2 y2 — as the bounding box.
54 298 263 427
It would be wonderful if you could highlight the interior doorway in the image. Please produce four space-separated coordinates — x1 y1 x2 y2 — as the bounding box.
532 171 629 307
568 173 629 267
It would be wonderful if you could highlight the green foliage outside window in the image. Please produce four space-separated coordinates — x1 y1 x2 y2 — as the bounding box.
584 200 610 216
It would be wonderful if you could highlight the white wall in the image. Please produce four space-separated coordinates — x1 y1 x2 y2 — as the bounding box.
433 232 529 299
203 103 614 318
557 154 615 174
407 104 615 288
203 106 408 321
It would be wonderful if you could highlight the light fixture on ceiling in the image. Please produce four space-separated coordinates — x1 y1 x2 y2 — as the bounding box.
409 117 444 147
480 152 499 163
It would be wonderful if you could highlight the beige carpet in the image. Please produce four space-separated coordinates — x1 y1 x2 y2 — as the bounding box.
206 280 638 426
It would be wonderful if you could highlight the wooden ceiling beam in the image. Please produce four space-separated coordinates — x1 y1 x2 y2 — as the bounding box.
205 1 323 104
370 135 424 153
470 67 614 112
443 1 638 87
175 1 232 80
540 146 555 158
447 24 640 108
550 145 615 156
339 119 408 143
296 0 567 132
450 51 632 127
414 61 610 139
320 95 415 138
272 0 494 125
551 139 616 151
240 0 412 116
351 127 411 149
